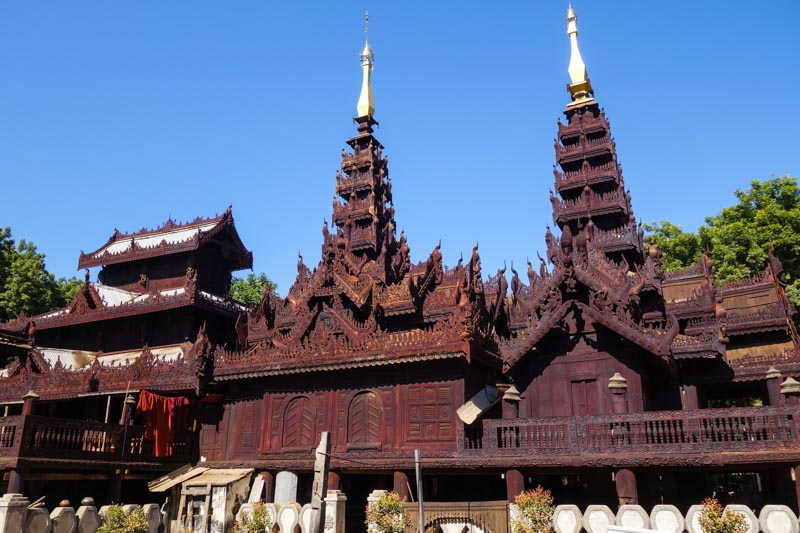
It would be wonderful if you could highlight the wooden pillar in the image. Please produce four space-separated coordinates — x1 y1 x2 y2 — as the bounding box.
9 391 39 494
327 471 341 492
615 469 638 506
794 466 800 514
767 367 783 406
501 385 521 419
608 373 628 414
781 378 800 406
505 469 524 503
119 394 136 425
261 472 275 503
393 471 410 501
109 470 123 503
681 362 699 410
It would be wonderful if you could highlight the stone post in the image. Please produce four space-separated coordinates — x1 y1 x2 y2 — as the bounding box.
366 490 388 533
50 502 77 533
0 493 29 533
274 471 299 505
505 469 525 503
767 367 783 406
781 377 800 406
608 373 628 414
76 498 100 533
323 490 347 533
392 471 410 501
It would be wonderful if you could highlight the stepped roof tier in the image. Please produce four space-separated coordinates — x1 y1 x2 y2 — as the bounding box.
77 206 252 271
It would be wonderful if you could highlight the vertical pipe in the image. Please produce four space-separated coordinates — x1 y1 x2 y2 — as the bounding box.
104 395 112 423
415 450 424 533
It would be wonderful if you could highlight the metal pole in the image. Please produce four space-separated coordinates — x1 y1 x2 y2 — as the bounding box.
415 449 424 533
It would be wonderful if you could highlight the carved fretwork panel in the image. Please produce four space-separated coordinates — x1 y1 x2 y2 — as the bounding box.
347 391 382 449
282 396 316 449
404 383 455 444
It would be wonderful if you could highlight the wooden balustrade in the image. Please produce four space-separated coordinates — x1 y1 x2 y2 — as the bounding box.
0 415 196 463
459 406 800 456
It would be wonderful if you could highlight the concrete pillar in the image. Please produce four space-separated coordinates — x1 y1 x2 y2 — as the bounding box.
767 367 783 406
75 498 100 533
327 471 341 492
392 471 410 501
608 373 628 414
615 469 639 506
505 469 524 503
274 471 299 505
21 391 38 417
324 490 347 533
501 385 521 419
0 493 29 533
49 504 77 533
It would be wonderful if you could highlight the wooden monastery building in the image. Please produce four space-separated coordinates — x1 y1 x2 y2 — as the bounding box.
2 6 800 523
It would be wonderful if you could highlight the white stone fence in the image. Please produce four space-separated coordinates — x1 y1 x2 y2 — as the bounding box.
544 503 800 533
236 490 347 533
0 493 163 533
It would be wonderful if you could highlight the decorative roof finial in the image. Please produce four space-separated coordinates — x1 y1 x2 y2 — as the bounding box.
357 10 375 118
566 3 594 103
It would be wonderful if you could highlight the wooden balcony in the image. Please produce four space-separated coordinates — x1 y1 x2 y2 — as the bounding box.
0 414 196 466
458 406 800 465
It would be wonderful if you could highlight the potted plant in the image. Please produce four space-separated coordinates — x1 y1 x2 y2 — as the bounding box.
698 497 748 533
97 505 149 533
233 502 273 533
510 486 555 533
365 491 412 533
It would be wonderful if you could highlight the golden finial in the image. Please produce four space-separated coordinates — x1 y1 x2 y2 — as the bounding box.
357 10 375 118
566 3 594 104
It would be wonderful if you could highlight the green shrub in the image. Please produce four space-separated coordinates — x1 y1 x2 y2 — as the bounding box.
233 502 273 533
365 491 412 533
510 486 555 533
699 497 748 533
97 505 149 533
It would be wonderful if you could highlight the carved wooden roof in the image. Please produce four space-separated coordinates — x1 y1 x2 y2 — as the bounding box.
77 206 253 270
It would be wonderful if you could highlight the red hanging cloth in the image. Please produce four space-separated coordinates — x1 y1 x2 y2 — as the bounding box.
136 390 189 457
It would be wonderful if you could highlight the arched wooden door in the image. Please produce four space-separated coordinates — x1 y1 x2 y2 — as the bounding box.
347 392 382 448
282 396 315 448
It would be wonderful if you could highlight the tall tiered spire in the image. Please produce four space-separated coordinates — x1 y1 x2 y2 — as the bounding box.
565 4 594 104
551 4 643 265
357 11 375 118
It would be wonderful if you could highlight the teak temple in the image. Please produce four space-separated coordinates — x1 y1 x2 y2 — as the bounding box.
2 6 800 527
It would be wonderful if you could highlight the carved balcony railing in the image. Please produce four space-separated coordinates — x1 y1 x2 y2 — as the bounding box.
556 137 615 164
458 406 800 457
554 161 619 192
557 112 610 138
553 190 629 225
0 415 197 464
592 223 641 253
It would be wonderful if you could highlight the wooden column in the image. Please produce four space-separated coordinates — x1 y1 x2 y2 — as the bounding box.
9 391 39 494
327 471 341 492
608 373 628 414
615 469 638 506
109 470 123 503
393 471 410 501
792 466 800 510
681 362 699 410
766 367 783 406
782 378 800 406
501 385 521 419
505 469 524 503
261 472 275 503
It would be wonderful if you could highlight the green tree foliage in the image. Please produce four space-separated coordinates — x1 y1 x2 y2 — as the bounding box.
698 496 747 533
645 175 800 308
232 502 273 533
230 272 278 307
0 227 81 322
364 491 412 533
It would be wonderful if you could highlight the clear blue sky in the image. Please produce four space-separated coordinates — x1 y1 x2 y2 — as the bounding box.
1 2 798 295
